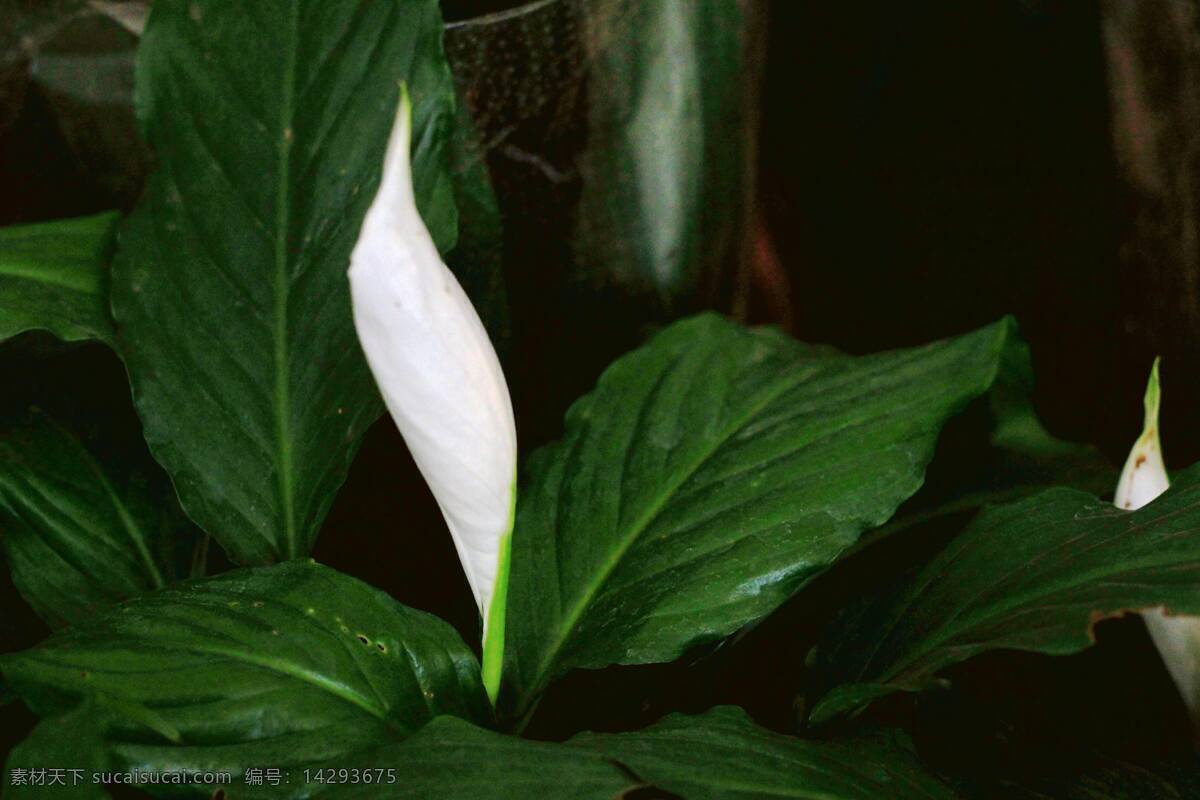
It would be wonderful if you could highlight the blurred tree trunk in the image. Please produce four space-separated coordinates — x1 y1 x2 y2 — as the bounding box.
1102 0 1200 461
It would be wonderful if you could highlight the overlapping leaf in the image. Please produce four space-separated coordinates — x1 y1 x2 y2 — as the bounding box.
502 313 1018 717
313 717 637 799
318 707 956 799
573 707 958 800
811 465 1200 724
0 409 185 628
867 333 1114 544
110 0 458 563
0 212 118 344
2 700 111 799
0 561 489 791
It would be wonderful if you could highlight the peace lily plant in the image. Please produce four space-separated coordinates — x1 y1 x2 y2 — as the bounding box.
8 2 1200 797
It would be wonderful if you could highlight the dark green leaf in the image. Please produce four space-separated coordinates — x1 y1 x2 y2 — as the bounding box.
811 466 1200 724
969 331 1114 497
314 708 955 800
110 0 458 563
2 700 111 799
311 717 638 799
574 0 751 305
0 561 489 789
0 409 182 628
502 313 1018 718
0 211 118 344
865 334 1114 545
573 707 959 800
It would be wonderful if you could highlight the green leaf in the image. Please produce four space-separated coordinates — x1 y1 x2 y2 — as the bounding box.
864 333 1114 545
0 409 184 628
0 212 118 344
574 0 750 304
810 465 1200 725
572 707 958 800
0 561 489 789
314 708 954 800
980 331 1115 495
2 700 111 799
309 717 638 799
502 313 1018 718
110 0 458 563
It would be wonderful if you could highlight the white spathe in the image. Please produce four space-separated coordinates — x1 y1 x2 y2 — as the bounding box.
1114 359 1200 715
348 89 517 638
1114 358 1169 511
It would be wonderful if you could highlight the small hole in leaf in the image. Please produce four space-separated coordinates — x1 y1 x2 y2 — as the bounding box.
376 642 387 653
356 634 370 646
252 601 264 608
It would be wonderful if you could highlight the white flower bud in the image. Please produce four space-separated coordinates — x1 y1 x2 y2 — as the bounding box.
1114 359 1200 716
349 87 516 702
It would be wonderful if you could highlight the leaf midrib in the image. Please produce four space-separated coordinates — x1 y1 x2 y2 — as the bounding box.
859 492 1200 686
272 3 300 560
82 454 166 590
21 636 389 722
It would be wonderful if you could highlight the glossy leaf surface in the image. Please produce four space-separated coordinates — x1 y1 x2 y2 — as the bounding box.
0 561 489 789
110 0 458 563
503 314 1017 716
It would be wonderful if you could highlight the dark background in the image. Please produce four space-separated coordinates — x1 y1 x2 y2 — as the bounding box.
4 0 1200 794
